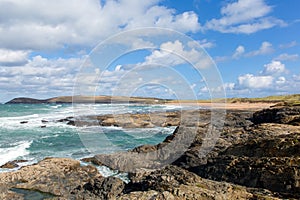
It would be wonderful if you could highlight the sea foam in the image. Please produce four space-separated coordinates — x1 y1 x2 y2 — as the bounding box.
0 140 32 166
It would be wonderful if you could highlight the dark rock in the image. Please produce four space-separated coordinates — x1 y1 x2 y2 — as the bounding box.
41 120 48 123
73 176 125 199
0 160 27 169
252 106 300 125
123 165 277 199
66 120 75 126
188 120 300 199
20 121 28 124
222 133 300 157
193 156 300 199
81 157 104 166
224 110 253 128
57 116 74 122
40 125 46 128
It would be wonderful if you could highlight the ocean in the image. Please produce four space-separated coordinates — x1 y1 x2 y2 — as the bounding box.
0 103 181 177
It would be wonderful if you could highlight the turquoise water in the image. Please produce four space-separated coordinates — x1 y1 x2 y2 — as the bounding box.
0 103 179 172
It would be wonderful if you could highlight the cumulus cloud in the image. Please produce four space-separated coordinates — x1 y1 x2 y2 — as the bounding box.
262 60 286 75
204 0 285 34
238 74 273 89
136 40 213 69
226 60 300 97
0 0 200 51
232 60 288 92
143 40 194 66
0 49 30 66
0 55 84 101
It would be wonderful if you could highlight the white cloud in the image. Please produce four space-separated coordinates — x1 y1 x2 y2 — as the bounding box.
0 49 30 66
227 60 300 97
0 0 200 51
204 0 285 34
197 39 215 49
199 82 234 95
293 74 300 81
0 55 83 100
276 76 286 84
262 60 286 75
279 41 297 49
238 74 273 89
114 65 123 72
141 40 213 69
216 42 273 62
247 41 274 56
232 45 245 59
224 83 235 90
275 53 299 61
143 40 189 66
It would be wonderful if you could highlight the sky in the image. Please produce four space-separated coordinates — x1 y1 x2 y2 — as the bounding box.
0 0 300 102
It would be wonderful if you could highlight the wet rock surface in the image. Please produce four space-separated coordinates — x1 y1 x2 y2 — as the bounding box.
0 160 27 169
0 158 125 199
59 111 182 128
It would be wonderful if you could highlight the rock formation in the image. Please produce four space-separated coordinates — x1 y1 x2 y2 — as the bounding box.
0 158 125 199
1 105 299 199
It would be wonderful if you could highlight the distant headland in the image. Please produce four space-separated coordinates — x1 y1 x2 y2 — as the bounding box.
5 96 168 104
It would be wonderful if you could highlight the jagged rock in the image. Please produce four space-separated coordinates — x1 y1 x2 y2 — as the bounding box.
190 123 300 199
0 158 124 199
123 165 278 200
72 176 125 199
93 125 203 172
194 156 300 199
252 106 300 125
0 160 27 169
81 157 104 166
222 133 300 157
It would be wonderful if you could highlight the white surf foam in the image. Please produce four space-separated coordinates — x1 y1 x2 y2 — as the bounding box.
80 161 130 183
0 140 32 166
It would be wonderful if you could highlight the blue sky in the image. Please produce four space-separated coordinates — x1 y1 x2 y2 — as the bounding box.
0 0 299 102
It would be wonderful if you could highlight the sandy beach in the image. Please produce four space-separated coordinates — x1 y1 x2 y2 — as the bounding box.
167 102 276 110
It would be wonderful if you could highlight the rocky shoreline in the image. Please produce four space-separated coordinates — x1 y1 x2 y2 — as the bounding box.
1 105 300 199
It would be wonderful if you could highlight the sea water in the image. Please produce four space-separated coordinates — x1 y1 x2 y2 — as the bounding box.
0 103 182 177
